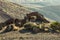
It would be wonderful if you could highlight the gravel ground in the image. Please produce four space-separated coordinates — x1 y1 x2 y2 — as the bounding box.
0 31 60 40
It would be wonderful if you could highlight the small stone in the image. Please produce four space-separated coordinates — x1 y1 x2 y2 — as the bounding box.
4 24 13 32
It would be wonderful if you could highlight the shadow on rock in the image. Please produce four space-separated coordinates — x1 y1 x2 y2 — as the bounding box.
0 25 14 34
19 28 40 34
19 29 32 33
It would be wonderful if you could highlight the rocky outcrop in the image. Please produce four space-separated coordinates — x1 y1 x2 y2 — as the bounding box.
26 12 49 23
15 19 26 27
0 0 31 33
0 0 49 26
0 0 51 33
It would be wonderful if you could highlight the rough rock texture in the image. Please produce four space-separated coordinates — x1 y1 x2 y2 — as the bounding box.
0 0 31 23
26 12 49 23
0 0 50 28
0 0 50 24
0 1 60 40
0 9 11 23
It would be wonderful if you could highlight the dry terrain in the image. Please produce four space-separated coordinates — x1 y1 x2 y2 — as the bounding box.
0 0 60 40
0 31 60 40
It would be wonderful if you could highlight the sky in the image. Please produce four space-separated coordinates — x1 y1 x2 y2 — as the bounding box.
7 0 60 4
6 0 60 9
6 0 60 8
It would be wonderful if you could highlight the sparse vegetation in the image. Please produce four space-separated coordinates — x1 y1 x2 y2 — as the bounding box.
50 22 60 32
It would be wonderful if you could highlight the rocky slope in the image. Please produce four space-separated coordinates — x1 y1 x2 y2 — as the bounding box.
0 0 60 40
0 0 31 23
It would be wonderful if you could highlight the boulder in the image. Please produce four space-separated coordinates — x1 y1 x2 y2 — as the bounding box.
3 24 14 32
32 27 40 33
15 19 26 27
26 12 49 23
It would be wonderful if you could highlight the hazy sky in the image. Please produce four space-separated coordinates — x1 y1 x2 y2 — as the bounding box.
7 0 60 3
6 0 60 7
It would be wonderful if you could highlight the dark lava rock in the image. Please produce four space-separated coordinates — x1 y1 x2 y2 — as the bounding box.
15 19 26 27
26 12 49 23
32 27 40 33
3 24 14 32
0 23 5 30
